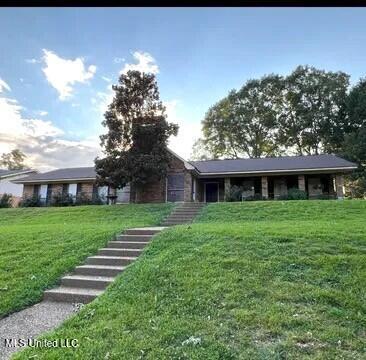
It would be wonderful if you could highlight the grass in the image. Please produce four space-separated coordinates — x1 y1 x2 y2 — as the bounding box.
0 204 172 318
14 200 366 359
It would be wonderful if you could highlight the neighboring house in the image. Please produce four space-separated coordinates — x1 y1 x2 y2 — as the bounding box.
13 150 357 204
0 169 37 206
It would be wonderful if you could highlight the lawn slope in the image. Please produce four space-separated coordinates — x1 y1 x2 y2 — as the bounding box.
0 204 172 317
15 201 366 359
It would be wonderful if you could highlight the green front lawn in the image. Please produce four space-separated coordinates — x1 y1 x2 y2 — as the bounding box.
15 200 366 359
0 204 172 318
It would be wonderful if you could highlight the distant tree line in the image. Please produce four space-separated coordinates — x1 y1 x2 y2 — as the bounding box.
192 65 366 198
0 149 27 170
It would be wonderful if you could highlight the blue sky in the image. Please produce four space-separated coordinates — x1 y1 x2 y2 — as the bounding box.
0 8 366 170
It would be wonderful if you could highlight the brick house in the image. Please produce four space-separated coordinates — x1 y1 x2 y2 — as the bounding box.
0 169 37 206
13 150 357 204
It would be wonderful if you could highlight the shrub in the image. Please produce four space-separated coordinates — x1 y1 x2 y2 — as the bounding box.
75 192 104 206
0 193 13 208
243 193 266 201
20 195 42 207
225 185 244 202
287 188 308 200
51 192 75 207
278 188 307 201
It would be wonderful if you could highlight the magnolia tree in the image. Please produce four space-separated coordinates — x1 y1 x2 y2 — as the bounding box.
95 70 178 201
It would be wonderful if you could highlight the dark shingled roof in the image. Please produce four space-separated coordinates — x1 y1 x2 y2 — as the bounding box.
13 154 357 183
0 169 35 178
15 167 96 182
189 154 357 174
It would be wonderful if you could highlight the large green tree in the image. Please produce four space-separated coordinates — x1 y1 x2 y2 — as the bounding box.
278 65 350 155
199 75 285 159
0 149 27 170
95 71 178 198
196 66 350 159
341 78 366 198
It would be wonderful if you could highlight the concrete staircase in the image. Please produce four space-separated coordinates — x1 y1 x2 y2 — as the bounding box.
44 227 165 304
161 202 205 226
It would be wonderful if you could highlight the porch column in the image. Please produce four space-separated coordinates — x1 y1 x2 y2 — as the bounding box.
224 178 231 201
329 175 336 197
335 174 345 199
184 173 193 202
261 176 268 199
298 175 306 192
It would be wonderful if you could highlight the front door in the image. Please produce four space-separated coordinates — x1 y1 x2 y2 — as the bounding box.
205 183 219 202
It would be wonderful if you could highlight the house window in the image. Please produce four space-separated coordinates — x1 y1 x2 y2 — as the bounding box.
39 184 48 204
68 184 78 200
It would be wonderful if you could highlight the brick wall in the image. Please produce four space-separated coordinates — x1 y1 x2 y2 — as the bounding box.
134 153 191 203
81 183 94 199
23 184 34 198
135 179 166 203
51 184 63 197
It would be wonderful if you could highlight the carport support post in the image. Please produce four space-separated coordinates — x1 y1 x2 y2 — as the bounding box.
261 176 268 199
298 175 306 192
224 178 231 201
335 174 345 199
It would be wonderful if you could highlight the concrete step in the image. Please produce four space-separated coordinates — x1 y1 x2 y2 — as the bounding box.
116 234 152 242
178 207 204 210
170 211 201 215
125 227 165 235
162 220 192 226
164 217 193 222
61 275 114 289
86 256 136 266
167 214 197 219
107 241 149 249
179 205 205 209
174 207 204 211
98 248 142 257
44 286 103 303
75 264 125 277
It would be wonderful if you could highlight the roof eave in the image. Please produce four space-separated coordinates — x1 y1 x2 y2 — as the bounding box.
196 166 357 177
12 177 96 184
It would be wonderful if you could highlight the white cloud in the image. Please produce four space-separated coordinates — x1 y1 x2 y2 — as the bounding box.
37 110 48 116
120 51 159 75
101 76 112 83
26 58 40 64
165 100 202 160
0 78 11 92
114 57 125 64
42 49 97 100
91 84 114 115
0 94 100 171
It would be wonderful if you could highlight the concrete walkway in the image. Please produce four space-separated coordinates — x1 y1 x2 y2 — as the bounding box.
0 301 77 359
0 226 167 359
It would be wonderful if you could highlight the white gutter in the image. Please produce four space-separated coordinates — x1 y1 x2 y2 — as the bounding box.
196 166 357 176
12 177 96 184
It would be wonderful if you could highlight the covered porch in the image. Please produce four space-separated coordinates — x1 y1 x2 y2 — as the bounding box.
193 173 346 202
